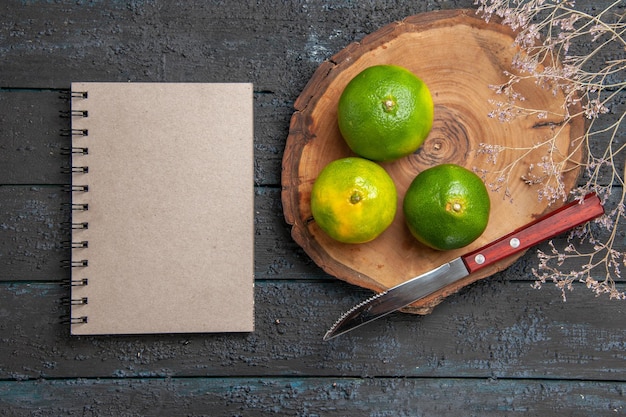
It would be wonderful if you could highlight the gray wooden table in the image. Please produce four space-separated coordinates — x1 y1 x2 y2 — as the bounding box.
1 1 624 415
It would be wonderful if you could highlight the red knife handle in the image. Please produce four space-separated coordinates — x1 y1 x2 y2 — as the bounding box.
461 193 604 274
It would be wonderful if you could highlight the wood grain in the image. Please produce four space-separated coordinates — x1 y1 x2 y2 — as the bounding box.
282 9 586 314
0 91 71 185
0 186 70 281
2 185 621 283
2 280 626 381
1 0 625 415
0 89 291 187
1 377 625 416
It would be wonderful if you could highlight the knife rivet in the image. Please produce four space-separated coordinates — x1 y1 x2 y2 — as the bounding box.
474 254 485 265
510 237 520 248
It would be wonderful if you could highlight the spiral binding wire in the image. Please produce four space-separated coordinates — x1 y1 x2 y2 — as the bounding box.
61 166 88 174
61 89 90 327
61 259 88 268
70 316 88 324
59 110 89 118
60 128 89 137
61 296 89 306
60 147 88 156
61 315 88 325
60 221 89 230
61 240 88 249
61 278 89 287
61 202 88 211
62 185 89 192
60 90 88 100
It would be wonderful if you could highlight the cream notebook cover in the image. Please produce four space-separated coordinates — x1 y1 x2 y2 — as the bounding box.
68 82 254 335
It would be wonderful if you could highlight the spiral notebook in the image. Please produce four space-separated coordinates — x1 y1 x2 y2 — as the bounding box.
67 82 255 335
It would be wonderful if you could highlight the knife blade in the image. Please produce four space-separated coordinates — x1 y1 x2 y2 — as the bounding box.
323 193 605 341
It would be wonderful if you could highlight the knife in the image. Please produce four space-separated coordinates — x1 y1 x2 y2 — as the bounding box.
323 193 605 341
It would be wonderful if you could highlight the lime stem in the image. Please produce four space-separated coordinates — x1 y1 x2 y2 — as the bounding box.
350 192 362 204
383 98 396 112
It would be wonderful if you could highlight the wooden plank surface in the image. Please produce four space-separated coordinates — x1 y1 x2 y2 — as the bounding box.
1 0 625 415
1 185 623 282
2 280 626 380
1 378 625 416
0 91 70 185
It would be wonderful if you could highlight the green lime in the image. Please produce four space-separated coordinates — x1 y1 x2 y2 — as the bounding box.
337 64 434 162
311 157 397 244
403 164 490 250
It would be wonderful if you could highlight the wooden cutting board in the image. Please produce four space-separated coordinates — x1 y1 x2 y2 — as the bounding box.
281 9 585 314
